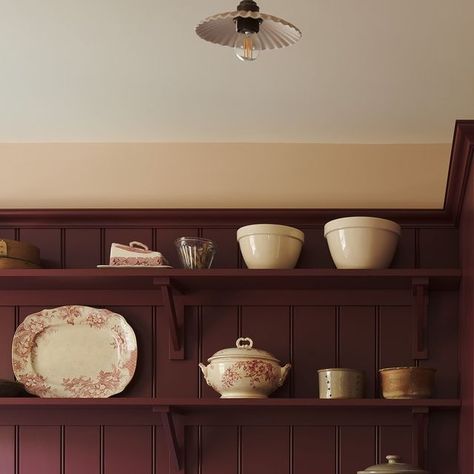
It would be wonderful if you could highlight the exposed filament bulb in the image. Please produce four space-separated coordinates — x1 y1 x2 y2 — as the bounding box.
234 31 261 62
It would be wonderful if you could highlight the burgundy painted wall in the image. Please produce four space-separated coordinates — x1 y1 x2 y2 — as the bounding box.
459 157 474 474
0 217 460 474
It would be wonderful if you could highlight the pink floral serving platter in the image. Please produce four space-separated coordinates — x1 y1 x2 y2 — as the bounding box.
12 305 137 398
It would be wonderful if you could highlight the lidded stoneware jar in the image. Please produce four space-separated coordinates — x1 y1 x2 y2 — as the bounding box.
358 455 428 474
199 337 291 398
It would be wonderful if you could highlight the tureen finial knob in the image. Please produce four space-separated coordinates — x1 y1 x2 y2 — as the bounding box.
386 455 401 464
236 337 253 349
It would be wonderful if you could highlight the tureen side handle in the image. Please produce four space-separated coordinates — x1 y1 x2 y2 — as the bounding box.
278 363 291 387
199 363 211 385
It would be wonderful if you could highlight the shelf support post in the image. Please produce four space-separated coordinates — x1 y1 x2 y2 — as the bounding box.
412 278 429 360
159 408 184 473
412 407 429 470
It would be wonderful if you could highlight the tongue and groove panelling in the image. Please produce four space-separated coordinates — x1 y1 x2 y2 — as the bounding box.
0 222 459 474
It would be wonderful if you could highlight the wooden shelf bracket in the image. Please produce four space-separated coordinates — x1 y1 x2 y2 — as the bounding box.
155 407 184 473
154 278 185 360
412 278 429 360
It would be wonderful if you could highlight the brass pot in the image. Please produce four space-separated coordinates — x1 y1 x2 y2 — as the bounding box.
379 367 435 399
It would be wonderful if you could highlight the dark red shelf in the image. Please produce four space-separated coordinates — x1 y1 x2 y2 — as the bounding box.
0 268 461 291
0 397 460 409
0 397 457 470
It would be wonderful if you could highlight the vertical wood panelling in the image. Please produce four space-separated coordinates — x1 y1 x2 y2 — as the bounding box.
19 426 60 474
428 412 459 474
65 427 100 474
241 427 289 474
297 228 333 268
0 229 16 239
339 307 377 398
201 307 239 398
293 307 336 398
241 306 290 397
293 426 336 474
339 427 375 474
184 427 199 474
155 228 199 269
156 306 199 397
201 427 238 474
379 426 412 465
0 427 15 474
109 306 153 397
201 229 239 268
19 229 62 268
156 426 171 474
420 291 458 398
104 427 152 474
0 307 15 380
392 228 416 268
64 229 101 268
379 306 412 371
418 228 459 268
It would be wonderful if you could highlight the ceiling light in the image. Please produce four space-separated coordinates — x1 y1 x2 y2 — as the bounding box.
196 0 302 62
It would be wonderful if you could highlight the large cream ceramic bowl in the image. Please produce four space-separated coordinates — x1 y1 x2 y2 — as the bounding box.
237 224 304 269
324 217 401 269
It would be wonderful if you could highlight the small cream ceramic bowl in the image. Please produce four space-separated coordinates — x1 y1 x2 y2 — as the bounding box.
199 337 291 398
237 224 304 269
324 217 401 269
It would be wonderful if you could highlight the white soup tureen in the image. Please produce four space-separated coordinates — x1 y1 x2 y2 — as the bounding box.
199 337 291 398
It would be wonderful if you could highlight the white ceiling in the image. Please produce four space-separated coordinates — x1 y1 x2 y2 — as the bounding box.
1 0 473 143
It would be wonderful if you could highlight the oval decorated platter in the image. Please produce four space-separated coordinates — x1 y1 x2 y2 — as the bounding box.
12 305 137 398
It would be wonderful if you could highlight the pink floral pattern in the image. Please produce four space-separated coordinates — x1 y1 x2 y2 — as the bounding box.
121 349 138 378
19 374 51 397
86 310 110 328
62 366 122 397
12 305 138 398
221 360 278 390
110 256 168 266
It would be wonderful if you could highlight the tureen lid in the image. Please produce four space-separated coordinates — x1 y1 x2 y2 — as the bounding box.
358 455 428 473
207 337 280 363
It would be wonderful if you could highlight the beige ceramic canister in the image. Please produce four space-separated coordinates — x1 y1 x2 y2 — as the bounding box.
358 455 428 474
318 368 364 399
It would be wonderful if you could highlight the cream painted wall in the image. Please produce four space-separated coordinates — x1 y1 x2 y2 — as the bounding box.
0 143 451 209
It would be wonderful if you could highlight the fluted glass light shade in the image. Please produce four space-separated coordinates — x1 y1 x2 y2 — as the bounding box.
195 0 301 61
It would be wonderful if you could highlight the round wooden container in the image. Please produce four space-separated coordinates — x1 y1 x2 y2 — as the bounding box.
379 367 435 399
0 239 40 268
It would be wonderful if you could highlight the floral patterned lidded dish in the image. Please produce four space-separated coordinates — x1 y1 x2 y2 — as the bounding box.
199 337 291 398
